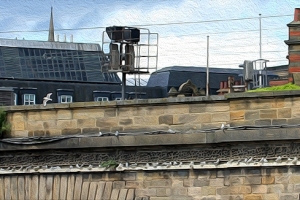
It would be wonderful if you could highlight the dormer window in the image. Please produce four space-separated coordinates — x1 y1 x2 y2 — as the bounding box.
59 95 73 103
23 94 35 105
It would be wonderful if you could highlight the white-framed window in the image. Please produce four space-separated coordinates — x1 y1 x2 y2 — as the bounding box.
23 94 35 105
59 95 73 103
14 93 17 105
95 97 109 102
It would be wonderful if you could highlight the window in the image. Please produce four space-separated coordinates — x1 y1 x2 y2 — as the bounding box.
95 97 109 102
14 93 17 105
59 95 73 103
23 94 35 105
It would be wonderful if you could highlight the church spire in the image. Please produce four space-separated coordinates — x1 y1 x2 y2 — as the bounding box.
48 7 55 42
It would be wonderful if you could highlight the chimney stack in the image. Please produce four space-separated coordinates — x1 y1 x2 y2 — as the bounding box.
285 8 300 83
294 8 300 21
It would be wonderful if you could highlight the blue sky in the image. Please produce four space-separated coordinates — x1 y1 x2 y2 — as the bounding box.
0 0 299 71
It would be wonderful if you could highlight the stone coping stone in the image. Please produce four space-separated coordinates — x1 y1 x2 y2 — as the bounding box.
4 95 226 111
225 90 300 99
0 127 299 151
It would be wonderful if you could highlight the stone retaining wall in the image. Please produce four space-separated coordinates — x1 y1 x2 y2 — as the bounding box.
1 167 299 200
5 91 300 138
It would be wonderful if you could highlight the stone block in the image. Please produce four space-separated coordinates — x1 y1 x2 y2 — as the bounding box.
229 177 244 186
45 129 61 136
216 187 230 195
165 104 189 115
135 188 156 197
200 186 216 195
171 187 187 196
118 107 133 117
43 120 57 129
230 186 251 194
73 108 104 119
254 119 271 126
183 179 194 187
82 128 99 134
113 181 125 189
194 178 209 187
11 112 25 122
57 119 77 129
275 175 290 184
272 119 287 125
150 179 172 187
176 114 200 124
289 175 300 184
211 112 230 122
252 185 267 194
278 108 291 118
34 130 45 136
13 121 25 131
172 180 183 187
134 116 158 125
96 118 118 127
40 110 57 120
27 121 44 130
267 184 284 193
77 118 95 127
57 110 72 119
230 110 245 121
209 178 224 187
249 99 272 110
262 194 279 200
61 128 81 135
104 108 117 117
244 176 261 185
156 188 171 197
125 181 143 188
159 115 173 125
122 172 136 181
27 111 41 121
244 194 263 200
279 194 299 200
229 100 250 111
262 176 275 184
244 110 259 120
187 187 202 196
119 118 133 126
259 109 277 119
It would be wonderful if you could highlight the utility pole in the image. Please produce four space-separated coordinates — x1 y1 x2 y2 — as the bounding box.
206 35 210 96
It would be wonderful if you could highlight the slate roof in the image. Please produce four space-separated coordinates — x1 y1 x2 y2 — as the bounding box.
147 66 243 89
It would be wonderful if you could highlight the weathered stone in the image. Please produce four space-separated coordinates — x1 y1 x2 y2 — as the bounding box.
254 119 271 125
230 110 245 121
113 181 125 189
262 176 275 184
57 119 77 129
159 115 173 125
244 176 261 185
278 108 291 118
77 118 95 127
62 128 81 135
187 187 201 196
244 110 259 120
244 194 263 200
156 188 171 197
104 109 116 118
211 112 230 122
252 185 267 193
73 108 104 119
193 178 209 187
279 193 299 200
272 119 287 125
119 118 133 125
134 116 158 125
57 110 72 119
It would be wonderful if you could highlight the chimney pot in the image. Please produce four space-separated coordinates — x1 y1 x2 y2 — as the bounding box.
294 8 300 21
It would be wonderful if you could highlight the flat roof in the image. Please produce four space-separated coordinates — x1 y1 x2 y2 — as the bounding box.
0 38 101 51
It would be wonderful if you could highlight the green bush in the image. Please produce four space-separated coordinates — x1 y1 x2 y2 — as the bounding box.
248 83 300 92
0 108 11 138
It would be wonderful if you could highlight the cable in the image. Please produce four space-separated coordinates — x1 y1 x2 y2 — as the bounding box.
0 14 293 34
1 124 299 145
